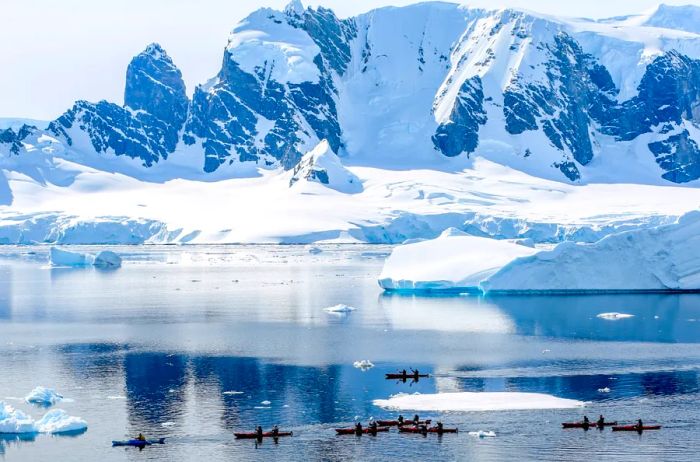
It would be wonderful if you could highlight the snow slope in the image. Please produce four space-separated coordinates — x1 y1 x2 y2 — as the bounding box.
380 210 700 293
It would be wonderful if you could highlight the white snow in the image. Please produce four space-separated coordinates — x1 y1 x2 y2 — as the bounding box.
323 304 356 313
24 387 63 406
353 360 375 371
597 312 635 320
289 140 362 194
0 402 86 434
381 211 700 293
373 392 584 412
49 247 121 268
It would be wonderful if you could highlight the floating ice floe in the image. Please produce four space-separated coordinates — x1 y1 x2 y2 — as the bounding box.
598 387 611 393
353 360 375 371
596 312 635 320
379 212 700 293
308 247 323 255
373 392 584 412
223 391 244 395
49 247 122 268
468 430 496 438
260 400 271 405
25 387 63 406
323 304 356 314
0 402 87 434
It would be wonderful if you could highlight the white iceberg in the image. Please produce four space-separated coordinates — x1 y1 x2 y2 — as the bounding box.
49 247 121 268
598 387 611 393
25 387 63 406
34 410 87 434
0 402 86 434
373 392 584 412
380 212 700 293
596 312 634 320
353 360 375 371
323 304 356 313
468 430 496 438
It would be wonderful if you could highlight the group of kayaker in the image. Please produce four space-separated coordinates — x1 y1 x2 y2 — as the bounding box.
339 415 456 436
568 415 656 432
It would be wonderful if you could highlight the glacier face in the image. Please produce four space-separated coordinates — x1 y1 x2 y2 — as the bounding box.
4 2 700 184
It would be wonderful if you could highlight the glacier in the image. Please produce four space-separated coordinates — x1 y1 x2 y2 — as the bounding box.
379 211 700 293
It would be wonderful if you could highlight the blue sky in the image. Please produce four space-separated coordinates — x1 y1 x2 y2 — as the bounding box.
2 0 700 120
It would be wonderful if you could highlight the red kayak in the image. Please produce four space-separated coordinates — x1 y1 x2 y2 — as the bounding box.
612 425 661 432
335 427 390 435
385 373 429 380
376 419 431 427
562 421 617 428
234 431 293 439
399 426 458 434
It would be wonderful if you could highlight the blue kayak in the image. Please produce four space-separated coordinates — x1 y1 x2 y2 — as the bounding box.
112 438 165 447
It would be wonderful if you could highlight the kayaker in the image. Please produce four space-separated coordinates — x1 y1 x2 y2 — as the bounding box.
398 415 405 425
419 424 428 435
436 422 444 433
369 420 378 432
597 415 605 427
583 415 590 425
413 414 420 424
413 369 420 378
402 369 407 377
636 419 643 430
272 425 279 437
355 422 363 435
256 426 263 439
136 433 146 442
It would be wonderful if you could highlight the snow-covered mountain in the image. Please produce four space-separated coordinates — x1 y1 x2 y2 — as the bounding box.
4 2 700 244
4 2 700 185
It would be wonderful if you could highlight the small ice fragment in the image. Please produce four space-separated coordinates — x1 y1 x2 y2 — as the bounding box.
596 312 634 320
654 315 660 319
161 421 175 427
223 391 244 395
309 247 323 255
541 349 551 354
323 304 356 314
468 430 496 438
353 360 375 371
25 387 64 406
261 400 271 405
598 387 611 393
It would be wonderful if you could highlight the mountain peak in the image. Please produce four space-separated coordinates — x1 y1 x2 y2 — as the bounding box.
285 0 304 16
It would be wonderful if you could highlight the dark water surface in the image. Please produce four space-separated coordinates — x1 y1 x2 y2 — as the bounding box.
0 245 699 461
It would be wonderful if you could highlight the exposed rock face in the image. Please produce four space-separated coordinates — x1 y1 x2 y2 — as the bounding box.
289 139 362 193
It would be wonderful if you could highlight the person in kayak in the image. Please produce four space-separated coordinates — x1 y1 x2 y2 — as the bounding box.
436 422 444 433
635 419 643 430
583 416 590 425
413 414 420 425
136 433 146 442
401 369 407 377
256 426 263 439
419 424 428 435
369 420 378 432
597 415 605 427
397 415 405 425
272 425 279 437
355 422 363 435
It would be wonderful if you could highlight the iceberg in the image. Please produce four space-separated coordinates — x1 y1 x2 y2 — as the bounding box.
373 392 584 412
380 212 700 293
468 430 496 438
0 402 86 434
597 312 634 320
353 360 375 371
323 304 356 313
25 387 63 406
49 247 122 268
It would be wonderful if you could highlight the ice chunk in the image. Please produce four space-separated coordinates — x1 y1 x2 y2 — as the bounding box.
373 392 584 412
0 402 86 434
468 430 496 438
92 251 122 268
49 247 121 268
308 246 323 255
353 360 375 371
34 409 87 434
0 402 36 434
596 312 634 320
223 391 244 395
260 400 271 405
323 304 356 313
598 387 611 393
25 387 63 406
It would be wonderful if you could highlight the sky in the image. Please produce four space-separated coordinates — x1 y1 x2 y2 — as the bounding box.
2 0 700 120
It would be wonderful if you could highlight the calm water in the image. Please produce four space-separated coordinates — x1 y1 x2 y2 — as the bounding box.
1 245 699 461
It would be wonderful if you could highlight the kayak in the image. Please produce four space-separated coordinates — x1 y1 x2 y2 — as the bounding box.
385 373 429 380
562 421 618 428
112 438 165 447
376 419 431 427
335 427 390 435
612 425 661 432
399 426 458 434
234 431 293 439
